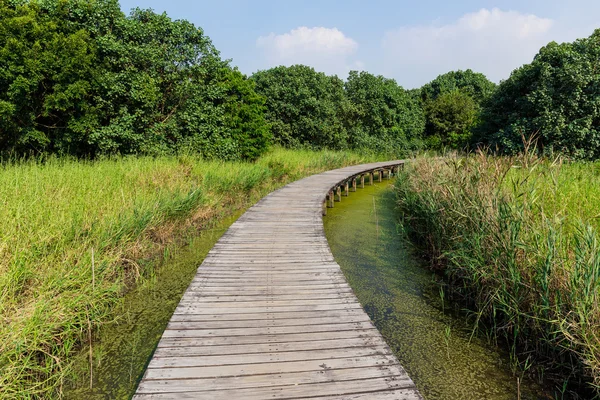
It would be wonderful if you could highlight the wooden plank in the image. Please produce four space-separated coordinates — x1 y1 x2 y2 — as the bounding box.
161 321 376 338
141 354 398 380
179 293 356 302
168 308 371 322
134 161 420 399
136 365 408 393
152 336 385 357
173 303 363 315
134 377 415 399
148 345 392 368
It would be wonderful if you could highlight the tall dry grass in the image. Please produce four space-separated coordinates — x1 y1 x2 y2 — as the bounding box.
0 147 381 399
396 151 600 396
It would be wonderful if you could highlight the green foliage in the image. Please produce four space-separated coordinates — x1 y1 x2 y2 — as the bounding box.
419 70 495 149
0 0 99 153
251 65 351 150
0 0 271 160
423 90 478 149
477 30 600 159
345 71 425 154
420 69 496 104
396 154 600 394
0 147 380 398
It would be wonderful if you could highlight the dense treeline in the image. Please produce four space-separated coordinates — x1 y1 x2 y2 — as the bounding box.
0 0 271 160
251 66 424 154
476 29 600 159
419 70 495 149
1 1 600 160
0 0 425 159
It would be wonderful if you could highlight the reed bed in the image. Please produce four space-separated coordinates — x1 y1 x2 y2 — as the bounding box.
396 151 600 396
0 147 380 399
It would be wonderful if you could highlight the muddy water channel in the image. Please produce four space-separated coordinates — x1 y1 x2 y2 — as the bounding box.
324 181 550 400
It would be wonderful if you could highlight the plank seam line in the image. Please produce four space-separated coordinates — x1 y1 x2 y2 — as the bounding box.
146 354 395 370
153 345 389 358
136 375 415 395
165 321 369 330
138 365 404 383
141 368 407 383
172 309 365 317
157 336 381 349
161 328 378 339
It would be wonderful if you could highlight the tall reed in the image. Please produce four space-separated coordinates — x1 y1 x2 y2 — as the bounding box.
0 147 381 399
396 151 600 396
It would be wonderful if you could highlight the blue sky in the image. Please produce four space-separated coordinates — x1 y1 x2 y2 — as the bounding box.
119 0 600 88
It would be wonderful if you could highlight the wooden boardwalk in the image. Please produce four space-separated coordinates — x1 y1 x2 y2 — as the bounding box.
134 161 421 399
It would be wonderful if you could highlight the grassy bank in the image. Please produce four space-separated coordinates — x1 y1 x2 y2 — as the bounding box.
0 147 382 399
395 153 600 397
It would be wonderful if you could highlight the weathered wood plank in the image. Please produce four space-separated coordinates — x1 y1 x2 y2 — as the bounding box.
134 161 420 399
152 336 384 357
141 354 398 380
156 329 384 347
136 365 408 393
167 308 370 322
148 345 391 368
134 376 416 399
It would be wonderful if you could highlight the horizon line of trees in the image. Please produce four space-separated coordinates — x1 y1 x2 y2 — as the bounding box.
1 0 599 161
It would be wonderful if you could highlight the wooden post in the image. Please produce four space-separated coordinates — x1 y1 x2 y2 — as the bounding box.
352 178 357 192
328 191 334 208
386 168 391 180
378 170 383 183
360 174 365 189
322 200 327 216
336 186 342 202
369 172 374 185
344 181 349 196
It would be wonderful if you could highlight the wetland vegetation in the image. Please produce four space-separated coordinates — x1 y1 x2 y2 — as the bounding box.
2 0 600 398
0 148 380 398
324 180 550 399
396 153 600 397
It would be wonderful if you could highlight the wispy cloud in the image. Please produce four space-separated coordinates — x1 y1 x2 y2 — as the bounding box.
257 27 360 77
382 8 556 87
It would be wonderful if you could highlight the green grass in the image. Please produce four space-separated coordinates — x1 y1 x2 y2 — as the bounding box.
0 147 383 399
395 152 600 397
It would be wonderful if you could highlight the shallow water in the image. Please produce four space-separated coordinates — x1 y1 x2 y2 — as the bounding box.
324 181 551 400
64 212 242 399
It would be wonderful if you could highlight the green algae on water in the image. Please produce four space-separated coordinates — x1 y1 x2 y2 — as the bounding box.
324 181 550 400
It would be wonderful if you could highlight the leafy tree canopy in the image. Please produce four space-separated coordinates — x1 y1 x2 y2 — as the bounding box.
423 90 478 149
418 70 494 149
345 71 424 153
0 0 271 160
476 30 600 159
251 65 351 150
420 69 496 104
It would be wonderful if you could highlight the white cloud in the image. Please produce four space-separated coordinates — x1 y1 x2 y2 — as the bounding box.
257 27 360 77
382 8 556 88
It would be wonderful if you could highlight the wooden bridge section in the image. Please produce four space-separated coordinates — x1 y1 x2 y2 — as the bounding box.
134 161 421 399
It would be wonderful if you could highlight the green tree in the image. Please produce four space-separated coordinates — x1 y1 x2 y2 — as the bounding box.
344 71 424 153
420 69 496 104
419 70 495 149
476 30 600 159
423 90 478 149
0 0 271 160
0 0 99 154
251 65 351 150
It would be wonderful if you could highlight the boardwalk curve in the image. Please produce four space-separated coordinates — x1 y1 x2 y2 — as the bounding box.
134 161 421 399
